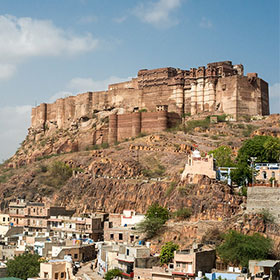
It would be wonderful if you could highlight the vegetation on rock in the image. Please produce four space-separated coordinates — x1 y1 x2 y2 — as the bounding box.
217 230 272 267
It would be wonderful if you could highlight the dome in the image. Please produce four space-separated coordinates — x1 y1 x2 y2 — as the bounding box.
192 149 201 158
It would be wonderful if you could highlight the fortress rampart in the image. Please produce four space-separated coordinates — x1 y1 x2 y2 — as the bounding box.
108 111 181 143
31 61 269 132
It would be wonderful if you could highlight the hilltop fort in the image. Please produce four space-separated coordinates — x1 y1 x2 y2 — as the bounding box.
11 61 270 166
32 60 269 129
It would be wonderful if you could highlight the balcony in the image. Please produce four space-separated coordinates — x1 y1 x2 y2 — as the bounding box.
117 253 134 263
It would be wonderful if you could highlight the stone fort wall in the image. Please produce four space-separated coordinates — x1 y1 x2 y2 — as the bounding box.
31 61 269 131
108 111 181 144
247 187 280 224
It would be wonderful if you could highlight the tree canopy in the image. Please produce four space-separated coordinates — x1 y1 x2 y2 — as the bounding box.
7 253 41 280
229 136 280 186
217 230 272 267
209 145 235 167
160 241 179 265
137 203 169 239
105 268 123 280
145 203 169 222
237 136 280 164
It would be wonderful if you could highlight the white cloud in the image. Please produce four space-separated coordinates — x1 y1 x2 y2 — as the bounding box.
0 15 99 80
0 64 16 79
0 105 32 161
269 82 280 114
133 0 181 27
113 16 127 23
68 76 131 92
200 17 213 29
78 15 98 24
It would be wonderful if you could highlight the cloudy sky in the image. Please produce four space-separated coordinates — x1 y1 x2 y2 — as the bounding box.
0 0 279 161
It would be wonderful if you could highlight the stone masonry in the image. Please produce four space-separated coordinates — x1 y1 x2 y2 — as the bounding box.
31 61 269 132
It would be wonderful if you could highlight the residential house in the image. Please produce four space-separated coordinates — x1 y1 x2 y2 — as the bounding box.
255 163 280 184
48 215 102 241
249 260 280 280
51 244 95 262
104 211 144 244
0 214 10 237
151 245 216 280
117 245 151 279
39 259 75 280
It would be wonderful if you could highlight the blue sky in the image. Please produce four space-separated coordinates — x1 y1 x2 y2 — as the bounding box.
0 0 279 161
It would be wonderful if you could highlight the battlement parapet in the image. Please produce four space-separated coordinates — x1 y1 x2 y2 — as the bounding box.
31 61 269 131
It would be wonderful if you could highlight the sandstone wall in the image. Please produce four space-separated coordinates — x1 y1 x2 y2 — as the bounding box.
108 111 180 143
31 61 269 131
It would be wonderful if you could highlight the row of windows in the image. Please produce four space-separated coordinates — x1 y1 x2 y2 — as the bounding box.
261 171 276 179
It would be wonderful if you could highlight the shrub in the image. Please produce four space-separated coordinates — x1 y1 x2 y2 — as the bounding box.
139 108 147 112
165 182 176 196
259 209 275 224
211 135 219 140
40 161 73 188
185 117 210 132
101 142 109 149
105 269 122 280
173 208 192 220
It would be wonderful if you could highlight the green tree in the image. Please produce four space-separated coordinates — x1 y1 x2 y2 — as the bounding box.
160 242 179 265
145 203 169 222
230 162 252 186
7 253 40 280
237 136 280 164
263 137 280 162
209 145 235 167
217 230 272 267
105 268 123 280
137 204 169 239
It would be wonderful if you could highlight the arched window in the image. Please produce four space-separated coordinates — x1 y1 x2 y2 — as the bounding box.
262 171 267 179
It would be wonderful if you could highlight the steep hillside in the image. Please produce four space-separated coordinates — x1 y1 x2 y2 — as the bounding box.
1 114 279 254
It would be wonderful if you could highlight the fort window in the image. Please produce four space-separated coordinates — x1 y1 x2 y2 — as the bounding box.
262 171 267 179
110 234 114 240
119 233 123 240
74 253 78 259
55 273 59 279
156 105 168 112
61 272 65 278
